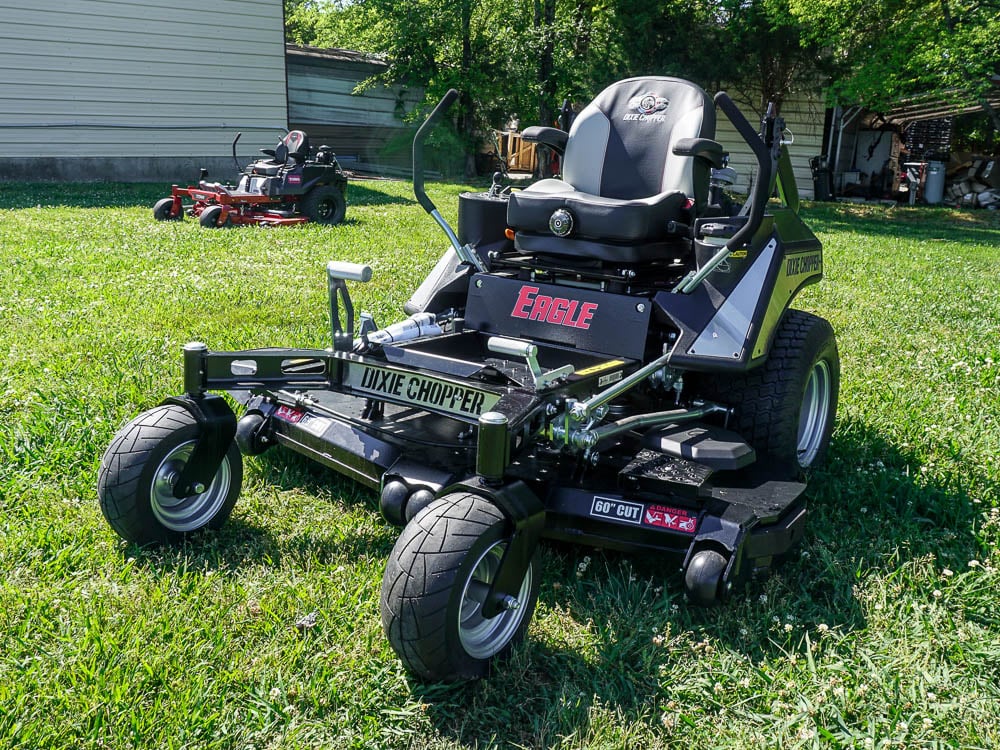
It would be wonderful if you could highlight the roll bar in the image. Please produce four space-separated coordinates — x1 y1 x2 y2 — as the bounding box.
411 89 486 272
675 92 780 294
412 88 459 215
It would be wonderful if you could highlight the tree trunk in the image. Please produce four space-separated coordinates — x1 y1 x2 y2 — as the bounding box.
460 0 477 179
534 0 557 177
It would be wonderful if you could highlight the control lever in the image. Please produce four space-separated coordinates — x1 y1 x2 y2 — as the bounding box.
327 261 372 352
487 337 574 390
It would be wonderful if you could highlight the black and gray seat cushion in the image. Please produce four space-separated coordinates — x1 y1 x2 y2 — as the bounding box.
507 77 715 261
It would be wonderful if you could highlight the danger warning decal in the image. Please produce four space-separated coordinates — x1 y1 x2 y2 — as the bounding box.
589 496 699 534
642 504 698 534
274 405 305 423
343 362 500 420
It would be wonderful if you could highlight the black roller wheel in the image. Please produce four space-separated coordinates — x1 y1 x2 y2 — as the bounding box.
381 492 540 681
198 204 230 228
98 405 243 545
300 185 346 225
684 549 728 605
153 198 181 221
235 412 271 456
696 309 839 476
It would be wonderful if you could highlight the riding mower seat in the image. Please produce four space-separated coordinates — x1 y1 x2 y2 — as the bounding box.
250 130 310 177
508 77 723 263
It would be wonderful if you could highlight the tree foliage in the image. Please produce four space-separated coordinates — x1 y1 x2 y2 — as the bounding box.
282 0 1000 166
789 0 1000 115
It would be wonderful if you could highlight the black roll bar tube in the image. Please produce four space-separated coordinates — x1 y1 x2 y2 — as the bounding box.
411 89 486 272
231 132 243 173
675 91 775 293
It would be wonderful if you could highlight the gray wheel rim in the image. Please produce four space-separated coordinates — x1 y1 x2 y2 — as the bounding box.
457 540 532 660
150 440 231 532
797 359 832 467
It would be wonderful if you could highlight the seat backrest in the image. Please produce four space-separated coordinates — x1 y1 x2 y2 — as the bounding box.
562 77 715 203
281 130 310 163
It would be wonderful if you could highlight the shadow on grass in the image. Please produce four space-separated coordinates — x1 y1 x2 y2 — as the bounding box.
407 417 989 747
125 446 394 576
347 182 415 207
0 180 413 210
805 203 1000 245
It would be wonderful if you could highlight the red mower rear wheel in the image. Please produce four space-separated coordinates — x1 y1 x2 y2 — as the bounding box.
300 185 346 225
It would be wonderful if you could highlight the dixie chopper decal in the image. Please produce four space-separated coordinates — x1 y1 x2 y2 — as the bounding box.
344 363 500 420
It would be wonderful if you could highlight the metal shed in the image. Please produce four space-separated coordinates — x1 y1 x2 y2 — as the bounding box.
285 45 423 172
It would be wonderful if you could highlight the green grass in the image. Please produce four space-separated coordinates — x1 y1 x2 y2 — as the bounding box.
1 182 999 749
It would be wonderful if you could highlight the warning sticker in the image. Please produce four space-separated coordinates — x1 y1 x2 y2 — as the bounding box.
642 504 698 534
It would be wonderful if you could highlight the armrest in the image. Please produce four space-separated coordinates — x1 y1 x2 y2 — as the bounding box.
259 148 277 157
521 126 569 156
672 138 726 169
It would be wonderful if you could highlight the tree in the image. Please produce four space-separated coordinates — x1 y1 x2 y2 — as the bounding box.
712 0 832 115
282 0 837 169
789 0 1000 129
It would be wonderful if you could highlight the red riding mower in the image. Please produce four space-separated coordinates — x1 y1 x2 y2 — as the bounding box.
153 130 348 228
102 77 838 681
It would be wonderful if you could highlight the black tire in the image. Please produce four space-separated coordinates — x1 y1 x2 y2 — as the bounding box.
300 185 346 225
684 549 728 605
381 493 540 681
198 204 230 228
153 198 180 221
696 309 839 475
97 405 243 545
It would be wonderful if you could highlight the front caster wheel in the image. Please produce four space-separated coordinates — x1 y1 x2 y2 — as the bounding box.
198 204 231 228
380 493 540 681
684 549 729 605
153 197 181 221
97 405 243 545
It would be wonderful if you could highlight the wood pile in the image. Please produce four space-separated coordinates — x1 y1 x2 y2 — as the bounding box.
945 153 1000 208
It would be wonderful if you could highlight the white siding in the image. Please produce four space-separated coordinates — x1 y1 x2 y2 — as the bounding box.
0 0 287 161
713 87 825 200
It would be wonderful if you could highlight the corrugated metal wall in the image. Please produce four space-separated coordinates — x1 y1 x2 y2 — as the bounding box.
714 87 825 200
0 0 287 180
286 46 422 170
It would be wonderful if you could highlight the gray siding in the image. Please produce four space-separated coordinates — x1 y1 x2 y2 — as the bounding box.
286 46 422 169
0 0 287 180
714 87 825 200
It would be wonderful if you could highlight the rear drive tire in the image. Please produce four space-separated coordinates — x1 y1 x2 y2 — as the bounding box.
381 493 540 681
198 204 230 228
153 198 180 221
300 185 346 225
696 309 839 476
98 405 243 545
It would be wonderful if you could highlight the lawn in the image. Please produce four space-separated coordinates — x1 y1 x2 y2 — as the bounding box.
1 181 998 749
